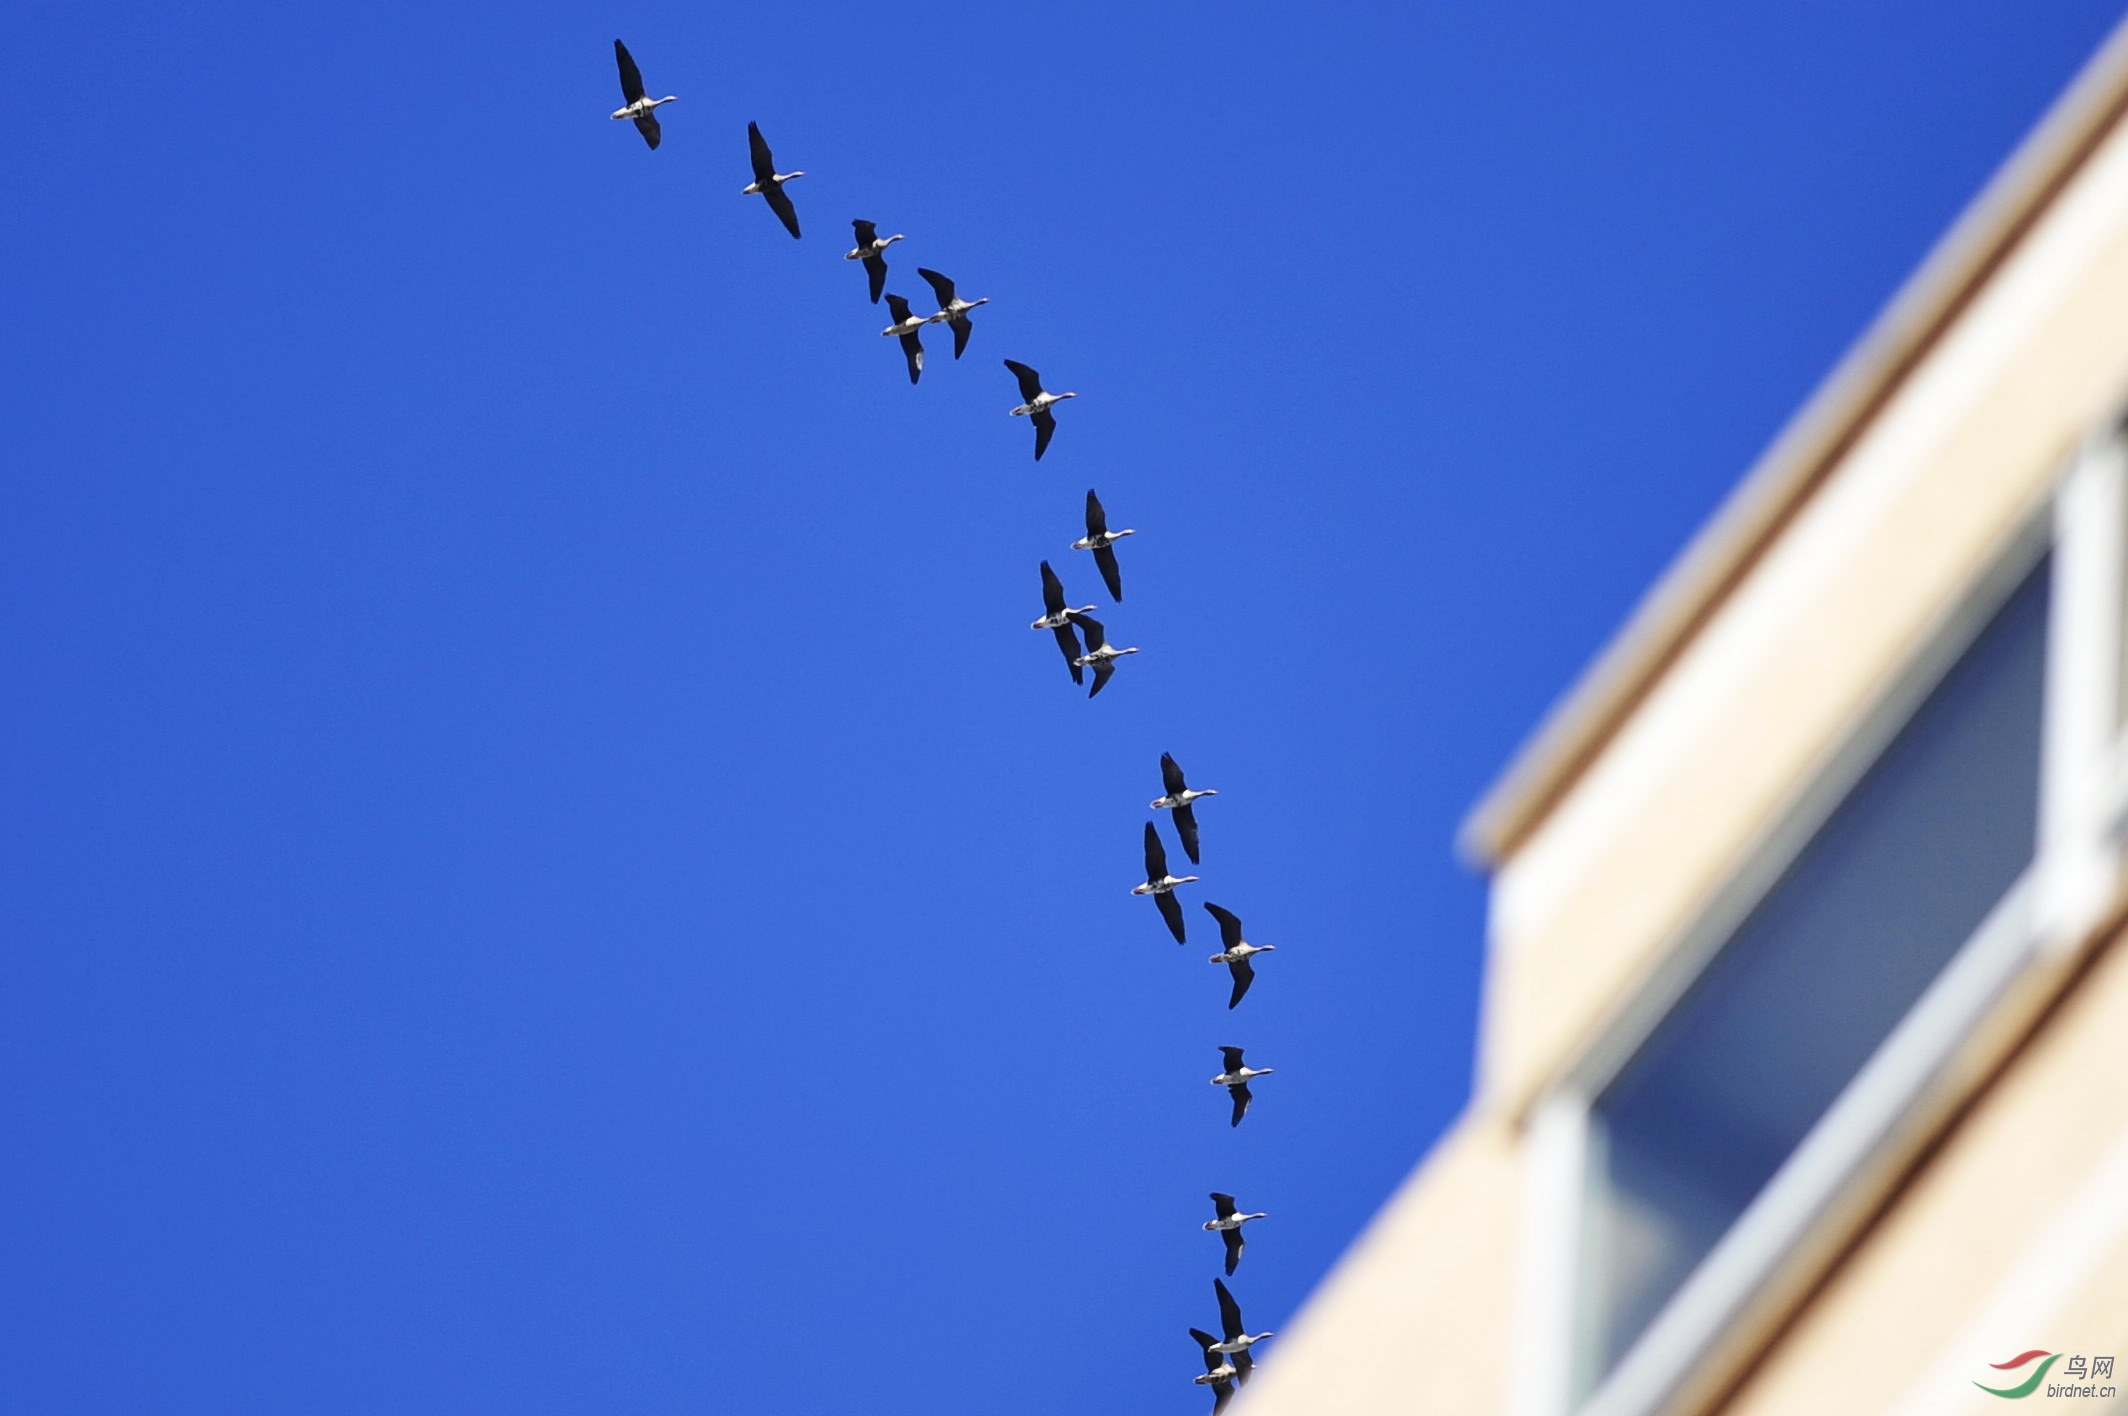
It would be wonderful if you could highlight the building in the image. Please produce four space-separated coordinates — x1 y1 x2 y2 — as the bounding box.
1239 18 2128 1416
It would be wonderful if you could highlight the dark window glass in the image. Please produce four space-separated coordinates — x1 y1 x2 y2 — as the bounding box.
1582 559 2050 1384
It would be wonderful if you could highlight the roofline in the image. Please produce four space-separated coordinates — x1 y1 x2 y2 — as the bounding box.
1459 12 2128 869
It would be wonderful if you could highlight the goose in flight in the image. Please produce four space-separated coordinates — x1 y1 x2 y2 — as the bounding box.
1004 360 1075 460
1071 615 1137 698
1032 561 1094 684
880 294 926 384
845 220 902 304
1071 489 1134 602
1191 1330 1240 1414
610 41 677 149
917 267 989 359
1211 1278 1275 1377
1131 821 1197 942
1152 752 1217 862
1205 904 1274 1009
742 122 804 238
1205 1193 1268 1277
1211 1046 1273 1127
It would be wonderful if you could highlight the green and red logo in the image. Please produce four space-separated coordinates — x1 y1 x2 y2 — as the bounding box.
1975 1351 2059 1399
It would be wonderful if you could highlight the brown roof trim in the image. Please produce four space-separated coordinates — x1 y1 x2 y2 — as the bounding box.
1459 13 2128 868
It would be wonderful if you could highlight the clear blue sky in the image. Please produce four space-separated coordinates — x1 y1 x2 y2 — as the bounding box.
3 3 2120 1412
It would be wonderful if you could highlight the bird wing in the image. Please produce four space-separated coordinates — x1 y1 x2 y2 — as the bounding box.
1228 1081 1252 1127
884 292 912 323
1032 408 1056 461
1215 1279 1244 1340
918 266 957 307
1227 956 1255 1010
1204 902 1243 950
746 121 776 183
633 111 662 149
1084 487 1109 536
950 313 972 359
1075 615 1107 653
899 331 924 384
1222 1226 1244 1275
851 218 877 245
1234 1347 1254 1385
1190 1329 1220 1362
864 254 887 304
1219 1045 1246 1070
762 179 802 238
1212 1379 1235 1414
1051 623 1084 684
1211 1191 1237 1219
1162 751 1187 796
1040 560 1067 616
1157 889 1187 943
1143 821 1169 880
1093 543 1122 602
1089 658 1114 698
1175 803 1201 863
1003 359 1045 402
614 40 647 104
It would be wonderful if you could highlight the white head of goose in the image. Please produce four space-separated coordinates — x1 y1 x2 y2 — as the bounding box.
1204 1192 1268 1276
1130 821 1196 942
918 267 989 359
1071 489 1135 602
845 220 904 304
1210 1045 1273 1127
1203 904 1275 1009
1032 561 1094 685
1003 359 1076 460
879 294 926 384
1070 615 1138 698
1210 1277 1275 1363
1191 1329 1240 1413
1152 751 1217 862
609 41 677 149
741 122 805 239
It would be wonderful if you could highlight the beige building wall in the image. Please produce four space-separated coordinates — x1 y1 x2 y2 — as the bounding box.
1238 17 2128 1416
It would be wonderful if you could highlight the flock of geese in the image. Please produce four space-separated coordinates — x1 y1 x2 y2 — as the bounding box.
608 39 1277 1408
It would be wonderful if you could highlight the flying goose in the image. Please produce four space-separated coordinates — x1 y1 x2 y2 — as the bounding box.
1211 1278 1275 1376
1131 821 1197 942
845 220 902 304
1071 615 1138 698
1211 1046 1273 1127
1032 561 1094 684
1004 360 1075 461
610 41 677 149
1205 904 1274 1009
1190 1329 1240 1414
1152 752 1217 862
1071 489 1134 602
917 267 989 359
880 294 926 384
742 122 804 238
1205 1193 1268 1277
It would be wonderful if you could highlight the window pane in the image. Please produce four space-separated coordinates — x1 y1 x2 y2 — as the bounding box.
1581 558 2049 1387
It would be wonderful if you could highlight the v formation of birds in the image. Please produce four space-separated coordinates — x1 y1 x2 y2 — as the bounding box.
610 40 1277 1408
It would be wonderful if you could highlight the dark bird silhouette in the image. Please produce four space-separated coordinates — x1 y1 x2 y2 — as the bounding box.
917 267 989 359
1211 1278 1275 1379
1211 1046 1273 1127
1072 489 1134 602
1204 903 1275 1009
845 220 903 303
1152 751 1217 862
1032 561 1094 684
1132 821 1197 941
1004 359 1075 460
1191 1329 1239 1413
609 41 676 149
1071 615 1138 698
742 122 804 238
881 294 926 384
1205 1192 1268 1276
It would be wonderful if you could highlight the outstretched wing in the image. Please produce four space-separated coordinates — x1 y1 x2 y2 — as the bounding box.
1093 543 1122 602
1228 1081 1252 1128
1032 408 1056 461
1221 1226 1245 1275
1003 359 1044 402
884 292 913 323
1051 624 1084 684
1215 1279 1244 1340
1212 1379 1235 1414
863 254 887 303
1175 803 1201 863
1211 1191 1238 1219
746 121 776 184
899 331 924 384
918 266 957 307
1089 658 1114 698
1084 487 1110 537
614 40 647 104
1157 889 1187 944
949 313 972 359
1162 751 1188 796
633 111 662 149
1234 1347 1254 1385
851 218 878 246
1190 1329 1220 1363
1075 614 1107 653
1204 902 1244 950
1219 1046 1246 1070
1143 821 1169 880
1227 957 1254 1009
1040 560 1068 616
763 180 801 238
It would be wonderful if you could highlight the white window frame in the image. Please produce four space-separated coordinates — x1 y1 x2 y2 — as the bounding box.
1513 418 2128 1416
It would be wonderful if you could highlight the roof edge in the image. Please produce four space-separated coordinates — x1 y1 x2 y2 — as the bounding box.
1459 12 2128 869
